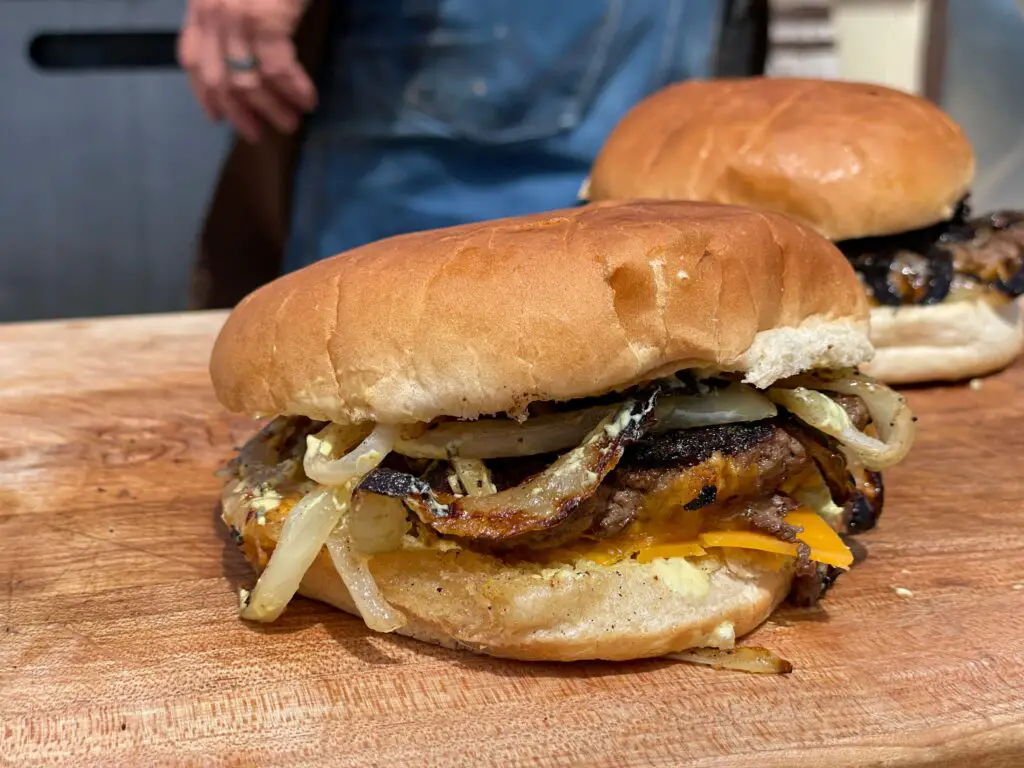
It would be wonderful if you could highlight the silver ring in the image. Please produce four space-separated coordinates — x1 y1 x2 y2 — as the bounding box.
225 54 258 73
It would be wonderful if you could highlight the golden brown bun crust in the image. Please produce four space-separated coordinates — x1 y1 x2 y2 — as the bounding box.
589 78 975 241
863 299 1023 384
230 503 793 662
211 200 870 424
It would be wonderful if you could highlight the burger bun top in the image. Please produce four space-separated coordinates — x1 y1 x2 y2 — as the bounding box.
210 200 872 424
589 78 975 241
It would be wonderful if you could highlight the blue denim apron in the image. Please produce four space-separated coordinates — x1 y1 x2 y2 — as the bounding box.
284 0 724 270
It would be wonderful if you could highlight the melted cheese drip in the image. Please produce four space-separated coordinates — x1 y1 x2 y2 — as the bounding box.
531 504 852 570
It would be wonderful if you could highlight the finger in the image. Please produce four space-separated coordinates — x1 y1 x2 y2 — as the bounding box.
200 82 224 121
176 14 198 69
252 36 317 113
178 17 220 120
203 34 261 140
221 95 263 143
242 84 301 135
219 34 271 140
221 16 261 94
193 73 224 121
196 4 230 115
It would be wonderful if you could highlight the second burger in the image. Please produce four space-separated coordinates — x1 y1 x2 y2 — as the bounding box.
586 77 1024 384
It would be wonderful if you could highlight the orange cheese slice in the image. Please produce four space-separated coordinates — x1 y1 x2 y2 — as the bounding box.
635 542 707 563
699 510 853 569
530 508 852 569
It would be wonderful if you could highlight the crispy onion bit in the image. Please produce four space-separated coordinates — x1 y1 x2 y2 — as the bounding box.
451 458 497 496
769 375 914 471
393 385 773 460
667 647 794 675
239 487 343 623
304 423 395 486
326 513 406 633
361 391 659 541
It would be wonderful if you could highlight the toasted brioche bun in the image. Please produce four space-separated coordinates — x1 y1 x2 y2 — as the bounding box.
211 200 871 425
588 78 975 242
862 299 1024 384
231 502 793 661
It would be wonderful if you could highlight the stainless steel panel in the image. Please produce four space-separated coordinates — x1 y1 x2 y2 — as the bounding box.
0 1 231 321
943 0 1024 211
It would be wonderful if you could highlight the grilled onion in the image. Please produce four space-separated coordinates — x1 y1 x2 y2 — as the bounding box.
451 457 497 496
304 423 395 486
239 487 343 623
791 480 845 530
361 391 659 541
241 423 398 624
667 647 794 675
393 384 774 460
347 493 410 554
395 405 608 460
233 415 306 476
769 375 913 471
326 515 406 633
655 383 777 430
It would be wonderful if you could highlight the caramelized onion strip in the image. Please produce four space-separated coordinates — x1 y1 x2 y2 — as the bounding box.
451 457 497 496
326 516 406 633
240 424 398 625
361 391 659 541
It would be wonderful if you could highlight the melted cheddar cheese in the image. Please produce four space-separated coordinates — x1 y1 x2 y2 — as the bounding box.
530 507 851 569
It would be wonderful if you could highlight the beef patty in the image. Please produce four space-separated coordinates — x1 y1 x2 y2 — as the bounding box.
498 394 873 552
838 201 1024 306
502 421 811 551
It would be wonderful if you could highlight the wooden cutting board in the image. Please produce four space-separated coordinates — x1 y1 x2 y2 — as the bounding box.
1 312 1022 767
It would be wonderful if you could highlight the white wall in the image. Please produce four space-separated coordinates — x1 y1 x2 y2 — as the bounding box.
832 0 932 95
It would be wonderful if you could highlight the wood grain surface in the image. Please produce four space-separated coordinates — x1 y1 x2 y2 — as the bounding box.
1 311 1022 767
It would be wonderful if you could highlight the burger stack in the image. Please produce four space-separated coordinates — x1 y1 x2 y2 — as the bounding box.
210 198 914 663
586 77 1024 384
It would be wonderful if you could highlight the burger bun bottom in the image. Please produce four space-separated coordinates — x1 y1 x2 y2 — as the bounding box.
862 299 1023 385
290 545 794 662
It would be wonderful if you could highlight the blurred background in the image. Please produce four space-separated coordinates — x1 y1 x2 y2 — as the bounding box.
1 0 1022 322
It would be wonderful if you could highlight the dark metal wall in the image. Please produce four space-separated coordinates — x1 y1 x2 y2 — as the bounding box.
0 2 229 322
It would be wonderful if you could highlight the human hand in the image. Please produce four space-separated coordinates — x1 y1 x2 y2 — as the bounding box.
178 0 317 143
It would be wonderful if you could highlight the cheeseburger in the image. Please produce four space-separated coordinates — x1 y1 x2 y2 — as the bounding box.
587 78 1024 384
212 200 914 662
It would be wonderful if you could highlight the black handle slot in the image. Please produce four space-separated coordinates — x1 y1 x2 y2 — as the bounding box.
29 32 180 71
